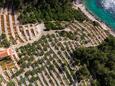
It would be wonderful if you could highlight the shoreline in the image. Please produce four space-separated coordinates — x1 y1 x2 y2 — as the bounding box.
73 2 115 37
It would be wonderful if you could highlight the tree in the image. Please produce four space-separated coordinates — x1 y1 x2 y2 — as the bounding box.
72 36 115 86
7 80 15 86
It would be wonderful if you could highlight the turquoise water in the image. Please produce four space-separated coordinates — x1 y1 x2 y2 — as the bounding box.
84 0 115 30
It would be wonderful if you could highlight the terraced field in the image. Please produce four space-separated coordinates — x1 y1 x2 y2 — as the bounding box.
0 9 44 46
0 20 109 86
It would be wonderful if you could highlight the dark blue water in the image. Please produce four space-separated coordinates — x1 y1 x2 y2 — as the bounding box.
84 0 115 30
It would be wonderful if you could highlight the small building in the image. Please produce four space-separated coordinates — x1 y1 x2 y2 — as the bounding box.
0 48 13 59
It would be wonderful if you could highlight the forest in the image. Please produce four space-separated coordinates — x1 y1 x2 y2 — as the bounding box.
0 0 87 24
72 35 115 86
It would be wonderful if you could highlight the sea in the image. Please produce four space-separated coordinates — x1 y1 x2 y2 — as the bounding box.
84 0 115 30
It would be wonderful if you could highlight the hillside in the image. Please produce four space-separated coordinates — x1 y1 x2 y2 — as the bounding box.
0 0 87 24
0 0 114 86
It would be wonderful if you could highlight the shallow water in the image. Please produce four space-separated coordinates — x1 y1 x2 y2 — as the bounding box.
84 0 115 30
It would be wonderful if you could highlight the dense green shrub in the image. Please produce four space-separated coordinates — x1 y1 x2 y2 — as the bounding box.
72 36 115 86
0 0 87 25
44 21 64 31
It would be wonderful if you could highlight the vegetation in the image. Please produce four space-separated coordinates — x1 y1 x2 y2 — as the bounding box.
44 21 64 31
10 27 107 85
12 33 79 85
0 0 87 25
0 75 3 83
0 33 10 48
0 0 4 7
19 7 87 24
72 35 115 86
7 80 15 86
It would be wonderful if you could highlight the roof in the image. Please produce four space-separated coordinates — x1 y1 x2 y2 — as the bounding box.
0 48 13 59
